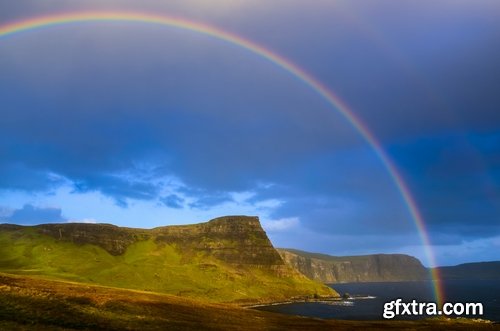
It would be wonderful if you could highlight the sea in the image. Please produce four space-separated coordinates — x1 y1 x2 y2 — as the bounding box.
256 280 500 322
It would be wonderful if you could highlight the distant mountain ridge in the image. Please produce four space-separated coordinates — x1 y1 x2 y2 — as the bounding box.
0 216 335 303
434 261 500 280
278 249 500 284
278 248 428 283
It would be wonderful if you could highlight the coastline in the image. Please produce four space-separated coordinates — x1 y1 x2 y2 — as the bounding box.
242 296 343 308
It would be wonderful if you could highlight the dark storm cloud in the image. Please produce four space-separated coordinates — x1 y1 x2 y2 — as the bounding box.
1 204 66 224
317 1 500 142
248 155 417 238
388 132 500 240
269 195 414 236
0 22 356 197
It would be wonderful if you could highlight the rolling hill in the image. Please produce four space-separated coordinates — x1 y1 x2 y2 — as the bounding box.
0 216 335 303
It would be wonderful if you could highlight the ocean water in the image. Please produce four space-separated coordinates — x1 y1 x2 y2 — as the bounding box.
256 280 500 322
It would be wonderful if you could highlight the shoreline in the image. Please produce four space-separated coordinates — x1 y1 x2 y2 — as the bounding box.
242 296 344 308
241 293 381 308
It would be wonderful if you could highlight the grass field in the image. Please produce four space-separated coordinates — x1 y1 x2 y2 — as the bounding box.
0 272 496 331
0 226 333 303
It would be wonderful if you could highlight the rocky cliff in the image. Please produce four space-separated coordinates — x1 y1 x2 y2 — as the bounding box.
153 216 285 265
0 216 335 303
278 249 428 283
33 216 284 265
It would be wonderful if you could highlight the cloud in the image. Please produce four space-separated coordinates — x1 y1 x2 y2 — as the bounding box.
263 217 299 232
66 218 98 224
187 192 234 210
250 198 283 210
159 194 184 209
71 173 161 207
388 131 500 239
0 207 13 218
424 235 500 266
0 163 64 192
0 7 361 200
1 204 66 224
0 0 498 265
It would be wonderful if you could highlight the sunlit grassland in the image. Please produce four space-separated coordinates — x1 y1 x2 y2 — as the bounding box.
0 230 331 303
0 272 492 331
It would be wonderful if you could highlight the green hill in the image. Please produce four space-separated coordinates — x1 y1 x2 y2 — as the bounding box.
0 216 335 303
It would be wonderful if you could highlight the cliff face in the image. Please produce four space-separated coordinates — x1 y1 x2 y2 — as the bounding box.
34 216 284 265
0 216 335 302
278 249 428 283
153 216 284 265
35 222 149 256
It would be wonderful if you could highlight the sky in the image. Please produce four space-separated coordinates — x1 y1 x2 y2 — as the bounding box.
0 0 499 266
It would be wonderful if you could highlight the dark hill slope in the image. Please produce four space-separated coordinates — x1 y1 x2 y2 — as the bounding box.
433 261 500 280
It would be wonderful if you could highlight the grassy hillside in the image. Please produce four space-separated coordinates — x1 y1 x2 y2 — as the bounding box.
0 217 334 303
0 272 493 331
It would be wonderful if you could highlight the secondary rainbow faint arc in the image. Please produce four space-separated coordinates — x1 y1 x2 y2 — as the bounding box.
0 11 444 305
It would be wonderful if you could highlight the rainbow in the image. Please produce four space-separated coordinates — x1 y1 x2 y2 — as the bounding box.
0 11 444 305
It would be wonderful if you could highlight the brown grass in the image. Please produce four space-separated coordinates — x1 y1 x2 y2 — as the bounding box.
0 272 497 330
